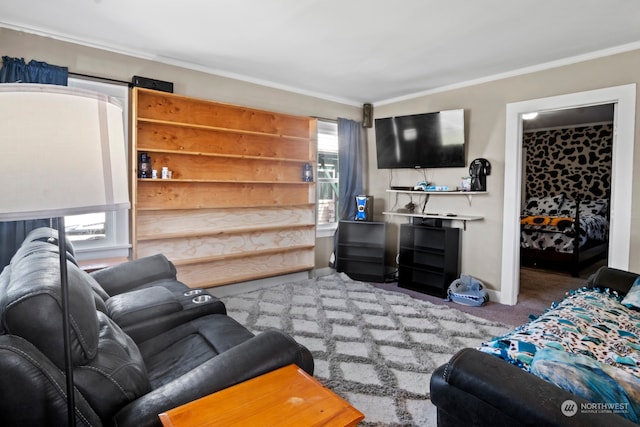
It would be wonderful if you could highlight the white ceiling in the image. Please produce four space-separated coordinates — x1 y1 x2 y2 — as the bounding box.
2 1 640 105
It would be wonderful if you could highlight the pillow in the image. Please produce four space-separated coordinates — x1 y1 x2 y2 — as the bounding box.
558 199 609 217
521 216 574 228
558 199 577 216
523 194 565 216
579 199 609 217
621 277 640 309
531 347 640 423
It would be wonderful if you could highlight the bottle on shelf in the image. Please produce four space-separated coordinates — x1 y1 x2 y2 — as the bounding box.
302 162 313 182
139 152 151 178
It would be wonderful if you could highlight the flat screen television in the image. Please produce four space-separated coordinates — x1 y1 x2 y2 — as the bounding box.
374 109 466 169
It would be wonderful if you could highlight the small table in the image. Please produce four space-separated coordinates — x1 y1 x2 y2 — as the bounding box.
158 364 364 427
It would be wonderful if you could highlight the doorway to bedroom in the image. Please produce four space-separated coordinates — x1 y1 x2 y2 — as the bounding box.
500 84 636 306
519 104 614 278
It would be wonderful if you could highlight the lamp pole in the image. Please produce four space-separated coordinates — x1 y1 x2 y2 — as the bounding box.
0 84 130 425
56 217 75 425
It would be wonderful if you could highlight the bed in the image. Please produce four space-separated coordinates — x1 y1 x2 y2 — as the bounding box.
520 194 609 276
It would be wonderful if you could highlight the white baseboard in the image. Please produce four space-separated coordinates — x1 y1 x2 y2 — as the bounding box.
487 289 514 305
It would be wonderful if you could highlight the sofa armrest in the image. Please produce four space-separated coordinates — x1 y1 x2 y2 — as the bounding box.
90 254 178 296
108 288 227 343
0 335 102 427
586 266 639 295
113 330 313 427
430 348 636 427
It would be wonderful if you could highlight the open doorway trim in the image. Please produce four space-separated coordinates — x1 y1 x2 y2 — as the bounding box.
500 84 636 305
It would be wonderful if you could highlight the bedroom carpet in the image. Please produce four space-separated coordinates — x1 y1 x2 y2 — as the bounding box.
217 273 509 427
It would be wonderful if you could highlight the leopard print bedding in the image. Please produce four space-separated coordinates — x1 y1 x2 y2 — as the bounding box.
521 214 609 252
520 194 609 253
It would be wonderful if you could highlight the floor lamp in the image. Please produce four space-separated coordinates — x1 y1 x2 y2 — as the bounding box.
0 83 130 425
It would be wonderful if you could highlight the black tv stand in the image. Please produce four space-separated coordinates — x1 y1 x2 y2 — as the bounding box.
336 220 389 283
398 223 460 297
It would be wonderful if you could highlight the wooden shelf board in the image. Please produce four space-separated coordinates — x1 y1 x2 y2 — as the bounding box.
137 117 310 141
135 181 313 210
136 203 315 212
197 265 315 288
171 244 315 266
135 204 315 212
136 223 316 241
136 146 313 164
137 178 314 185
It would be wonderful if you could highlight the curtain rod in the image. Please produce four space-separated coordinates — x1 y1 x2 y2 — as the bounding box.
68 71 131 86
0 58 131 86
311 116 338 123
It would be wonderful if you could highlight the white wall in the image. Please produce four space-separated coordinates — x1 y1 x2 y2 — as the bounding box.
367 48 640 301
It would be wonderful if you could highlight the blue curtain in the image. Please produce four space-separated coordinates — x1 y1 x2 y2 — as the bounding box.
0 56 69 270
0 56 68 85
337 118 364 220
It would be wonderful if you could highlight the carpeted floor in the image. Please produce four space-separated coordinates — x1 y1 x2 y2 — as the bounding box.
218 273 510 427
371 263 604 327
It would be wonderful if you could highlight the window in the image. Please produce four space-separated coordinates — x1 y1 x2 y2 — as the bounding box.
66 212 106 242
317 120 339 236
65 78 131 260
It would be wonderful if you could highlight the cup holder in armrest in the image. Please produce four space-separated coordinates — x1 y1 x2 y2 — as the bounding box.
184 289 203 296
192 295 213 304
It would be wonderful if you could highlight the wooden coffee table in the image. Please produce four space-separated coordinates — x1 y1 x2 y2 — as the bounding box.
158 364 364 426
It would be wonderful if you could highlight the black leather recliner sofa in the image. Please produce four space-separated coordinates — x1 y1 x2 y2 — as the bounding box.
0 229 314 426
17 227 229 342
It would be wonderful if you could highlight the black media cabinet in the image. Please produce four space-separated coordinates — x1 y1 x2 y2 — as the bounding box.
336 220 388 282
398 223 460 297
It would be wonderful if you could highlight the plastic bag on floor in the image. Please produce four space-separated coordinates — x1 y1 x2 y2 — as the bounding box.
446 275 489 306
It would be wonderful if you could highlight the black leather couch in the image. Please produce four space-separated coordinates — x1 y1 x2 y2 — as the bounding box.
0 228 314 426
430 266 640 427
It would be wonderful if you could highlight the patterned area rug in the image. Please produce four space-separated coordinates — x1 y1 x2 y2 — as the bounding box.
220 273 510 426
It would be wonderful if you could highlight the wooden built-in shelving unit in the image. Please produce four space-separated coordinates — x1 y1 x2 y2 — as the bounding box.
131 88 316 288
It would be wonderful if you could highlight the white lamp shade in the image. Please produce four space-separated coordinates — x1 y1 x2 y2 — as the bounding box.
0 84 130 221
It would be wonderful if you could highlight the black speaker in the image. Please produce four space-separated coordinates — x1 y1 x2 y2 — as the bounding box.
132 75 174 93
362 103 373 128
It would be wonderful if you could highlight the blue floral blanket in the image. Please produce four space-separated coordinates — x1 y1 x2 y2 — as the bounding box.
480 288 640 422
